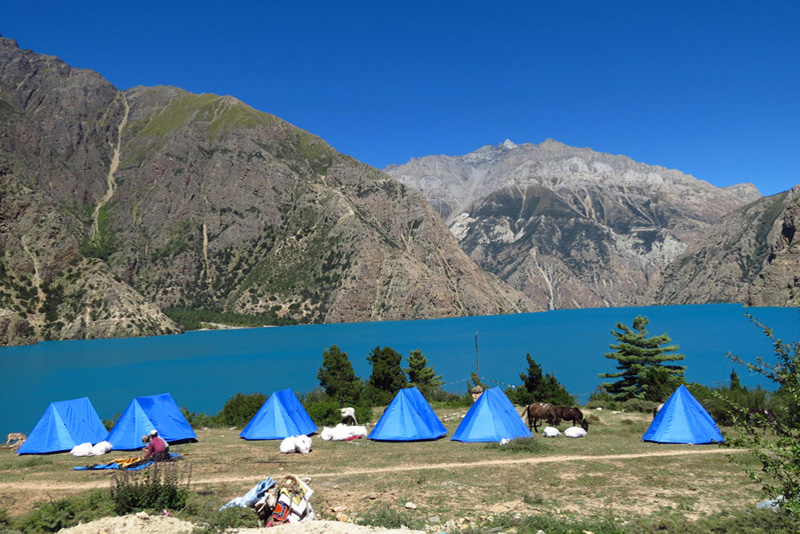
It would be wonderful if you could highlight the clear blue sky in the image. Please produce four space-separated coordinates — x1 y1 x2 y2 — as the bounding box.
2 1 798 195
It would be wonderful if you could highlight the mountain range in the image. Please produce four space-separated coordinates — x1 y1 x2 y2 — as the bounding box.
0 36 530 346
386 140 798 310
1 36 797 347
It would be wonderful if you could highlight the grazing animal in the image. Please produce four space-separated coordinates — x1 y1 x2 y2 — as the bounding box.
523 403 561 433
340 407 358 425
747 407 780 433
555 406 589 431
4 433 26 451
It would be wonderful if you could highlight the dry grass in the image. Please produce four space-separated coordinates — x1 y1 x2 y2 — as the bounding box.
0 409 764 525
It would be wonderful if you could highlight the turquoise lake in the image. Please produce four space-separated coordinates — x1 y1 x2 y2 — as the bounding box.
1 303 798 437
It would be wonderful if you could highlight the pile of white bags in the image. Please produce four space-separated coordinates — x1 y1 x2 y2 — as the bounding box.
279 435 312 454
70 440 113 457
320 424 367 441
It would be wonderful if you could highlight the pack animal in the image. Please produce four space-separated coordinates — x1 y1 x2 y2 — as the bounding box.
555 406 589 431
747 407 780 433
523 403 561 433
340 407 358 425
4 433 26 451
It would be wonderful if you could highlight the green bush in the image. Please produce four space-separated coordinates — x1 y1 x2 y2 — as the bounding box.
110 462 191 515
13 490 113 533
356 505 426 530
216 393 267 427
303 398 372 426
620 398 659 414
181 407 219 428
586 386 618 411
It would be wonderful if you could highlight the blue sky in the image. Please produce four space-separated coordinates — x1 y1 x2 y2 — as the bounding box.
2 1 798 195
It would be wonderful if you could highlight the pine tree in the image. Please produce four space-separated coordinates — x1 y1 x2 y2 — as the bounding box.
405 349 444 397
509 353 573 405
317 345 363 407
366 346 407 405
599 315 685 402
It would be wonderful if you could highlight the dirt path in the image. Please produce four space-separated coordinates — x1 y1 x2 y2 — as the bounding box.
0 447 740 492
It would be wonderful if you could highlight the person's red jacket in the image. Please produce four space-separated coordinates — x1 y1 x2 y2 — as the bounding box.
146 436 167 457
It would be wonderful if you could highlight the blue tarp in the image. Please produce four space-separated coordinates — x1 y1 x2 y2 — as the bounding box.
369 387 447 441
239 388 317 440
451 387 533 443
18 397 107 454
106 393 197 450
642 385 725 444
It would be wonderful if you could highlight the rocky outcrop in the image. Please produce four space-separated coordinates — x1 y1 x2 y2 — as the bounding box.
386 140 763 309
0 37 532 345
654 187 800 307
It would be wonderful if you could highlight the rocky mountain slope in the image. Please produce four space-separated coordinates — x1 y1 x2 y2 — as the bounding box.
653 186 799 307
0 37 532 346
385 140 763 309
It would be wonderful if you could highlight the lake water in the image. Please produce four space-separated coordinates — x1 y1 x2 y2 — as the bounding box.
1 303 797 437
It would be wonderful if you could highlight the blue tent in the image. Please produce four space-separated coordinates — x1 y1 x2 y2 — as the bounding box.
369 387 447 441
106 393 197 450
451 387 533 443
18 397 107 454
642 385 725 444
240 388 317 440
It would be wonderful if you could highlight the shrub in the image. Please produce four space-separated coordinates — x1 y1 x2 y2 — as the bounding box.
110 462 192 515
13 490 112 533
586 386 618 411
356 505 425 530
216 393 267 427
181 407 218 428
303 397 372 426
620 398 658 414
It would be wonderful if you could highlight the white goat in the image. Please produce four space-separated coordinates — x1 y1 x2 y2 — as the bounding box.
340 407 358 425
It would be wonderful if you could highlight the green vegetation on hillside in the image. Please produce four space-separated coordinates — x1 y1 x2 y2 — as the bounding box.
162 307 297 331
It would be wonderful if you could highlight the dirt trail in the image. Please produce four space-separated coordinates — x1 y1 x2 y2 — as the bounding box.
0 447 740 492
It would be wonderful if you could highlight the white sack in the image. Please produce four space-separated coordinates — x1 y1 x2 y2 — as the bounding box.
70 442 94 456
320 423 367 441
542 426 560 438
295 434 312 454
564 427 587 438
90 441 113 455
280 436 298 453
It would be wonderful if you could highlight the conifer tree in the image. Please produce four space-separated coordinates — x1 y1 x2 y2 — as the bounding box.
599 315 685 402
509 353 573 406
405 348 444 397
317 345 362 407
366 346 407 405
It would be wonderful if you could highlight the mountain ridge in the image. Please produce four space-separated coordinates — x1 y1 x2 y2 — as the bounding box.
385 139 768 310
0 37 533 346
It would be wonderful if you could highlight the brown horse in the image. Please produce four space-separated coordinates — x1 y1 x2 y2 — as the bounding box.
523 403 561 432
555 406 589 431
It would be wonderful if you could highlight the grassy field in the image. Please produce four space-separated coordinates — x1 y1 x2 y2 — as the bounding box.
0 408 788 532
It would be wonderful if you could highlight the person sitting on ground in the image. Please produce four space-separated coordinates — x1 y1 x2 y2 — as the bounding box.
144 429 170 461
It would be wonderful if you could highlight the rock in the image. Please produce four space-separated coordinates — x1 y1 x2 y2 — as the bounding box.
405 501 417 510
386 140 764 311
0 36 534 347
